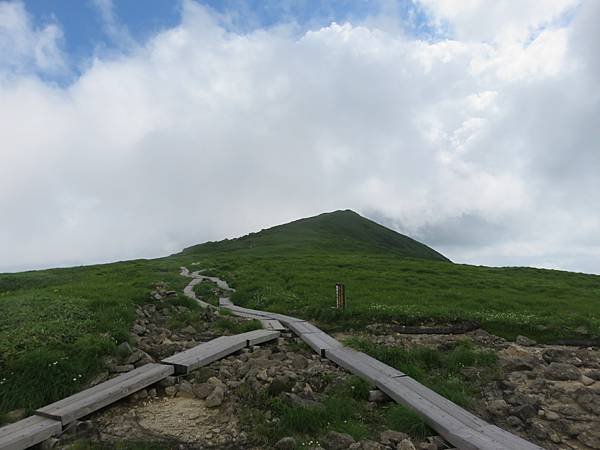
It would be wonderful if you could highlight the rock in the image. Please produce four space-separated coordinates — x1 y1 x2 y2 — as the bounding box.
39 438 59 449
515 335 536 346
368 390 390 403
356 440 383 450
578 430 600 449
132 324 146 335
582 375 595 386
586 369 600 380
542 349 582 366
398 440 417 450
205 385 225 407
576 388 600 414
164 386 177 397
506 415 523 428
117 341 133 355
89 371 109 386
275 437 298 449
501 356 539 372
181 325 197 334
111 364 134 373
544 410 560 421
291 354 308 370
488 399 509 416
158 376 176 387
193 382 215 399
322 431 355 450
379 430 409 445
4 409 27 422
544 362 580 381
178 380 195 398
511 404 537 421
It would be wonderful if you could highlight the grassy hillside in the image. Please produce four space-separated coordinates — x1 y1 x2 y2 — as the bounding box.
1 209 600 419
183 210 450 262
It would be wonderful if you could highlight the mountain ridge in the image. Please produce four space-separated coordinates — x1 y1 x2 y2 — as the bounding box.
181 209 450 262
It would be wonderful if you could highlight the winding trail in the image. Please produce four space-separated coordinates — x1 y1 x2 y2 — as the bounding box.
180 267 544 450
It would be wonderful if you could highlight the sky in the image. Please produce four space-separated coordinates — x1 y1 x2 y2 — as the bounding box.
0 0 599 274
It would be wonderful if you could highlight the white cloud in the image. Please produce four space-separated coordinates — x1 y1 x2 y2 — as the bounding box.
0 0 599 274
0 1 66 75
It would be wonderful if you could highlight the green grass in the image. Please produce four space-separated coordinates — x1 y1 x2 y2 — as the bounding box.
238 375 381 445
2 209 600 419
213 317 263 334
0 258 190 416
345 338 499 408
192 280 219 306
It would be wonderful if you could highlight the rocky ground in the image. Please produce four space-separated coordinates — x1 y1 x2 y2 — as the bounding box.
360 324 600 450
23 282 600 450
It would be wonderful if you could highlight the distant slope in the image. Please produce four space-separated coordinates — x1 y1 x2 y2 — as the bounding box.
182 210 450 262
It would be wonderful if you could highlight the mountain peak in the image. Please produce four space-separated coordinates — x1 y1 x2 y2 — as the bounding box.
183 210 449 262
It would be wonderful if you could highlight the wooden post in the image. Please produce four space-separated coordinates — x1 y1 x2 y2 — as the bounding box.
336 283 346 309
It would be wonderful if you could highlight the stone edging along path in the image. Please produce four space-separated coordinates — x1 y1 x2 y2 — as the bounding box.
182 268 545 450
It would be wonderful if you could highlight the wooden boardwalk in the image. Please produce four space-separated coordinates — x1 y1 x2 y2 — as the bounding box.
0 416 61 450
162 329 279 374
1 327 278 450
213 282 544 450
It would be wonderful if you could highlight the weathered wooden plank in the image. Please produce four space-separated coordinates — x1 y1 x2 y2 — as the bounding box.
260 319 286 331
482 425 544 450
244 329 280 345
376 377 514 450
396 377 487 430
0 415 62 450
325 347 388 385
300 332 343 355
163 339 246 374
285 320 323 335
36 364 173 425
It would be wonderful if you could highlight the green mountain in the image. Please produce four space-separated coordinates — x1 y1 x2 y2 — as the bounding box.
183 209 450 262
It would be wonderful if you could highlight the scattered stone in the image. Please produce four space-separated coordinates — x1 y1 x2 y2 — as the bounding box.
164 386 177 397
205 385 225 407
582 374 595 386
488 399 509 416
291 354 308 370
132 324 146 336
515 335 536 347
578 429 600 449
117 341 133 355
88 371 109 386
576 388 600 414
181 325 197 334
39 438 59 449
322 431 355 450
368 389 390 403
158 376 176 387
178 380 195 398
193 382 215 399
379 430 409 446
398 439 417 450
544 362 580 380
111 364 134 373
275 436 298 449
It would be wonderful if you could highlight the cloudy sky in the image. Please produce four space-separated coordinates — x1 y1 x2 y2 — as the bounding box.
1 0 599 274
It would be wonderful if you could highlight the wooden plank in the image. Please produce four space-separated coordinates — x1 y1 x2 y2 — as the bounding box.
300 332 343 355
376 377 511 450
0 415 62 450
482 425 544 450
163 339 246 374
36 364 173 425
285 321 322 335
260 319 286 331
325 347 387 385
396 377 487 430
244 329 280 345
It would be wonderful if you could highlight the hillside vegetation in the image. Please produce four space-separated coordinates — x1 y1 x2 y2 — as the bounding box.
2 209 600 419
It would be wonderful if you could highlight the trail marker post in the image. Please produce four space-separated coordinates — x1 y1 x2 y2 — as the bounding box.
335 283 346 309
